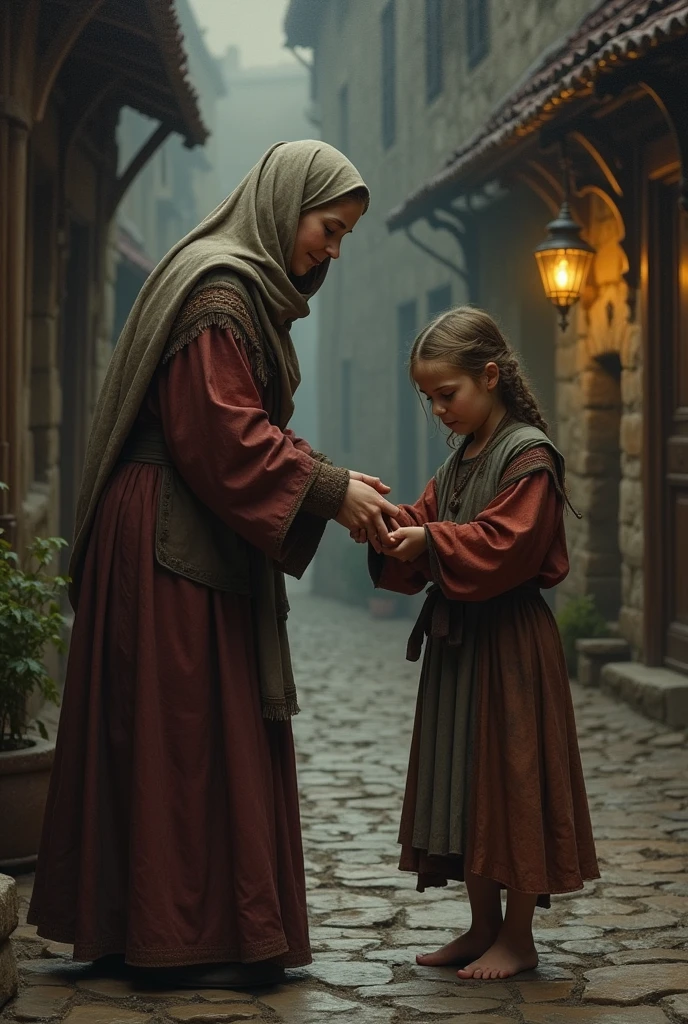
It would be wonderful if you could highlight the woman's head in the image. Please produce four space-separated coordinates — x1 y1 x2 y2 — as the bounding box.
409 306 548 436
290 187 368 277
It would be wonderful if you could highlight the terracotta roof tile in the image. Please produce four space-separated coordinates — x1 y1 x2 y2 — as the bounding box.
389 0 688 229
145 0 208 146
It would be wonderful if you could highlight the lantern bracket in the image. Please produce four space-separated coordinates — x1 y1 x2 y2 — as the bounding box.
540 121 641 323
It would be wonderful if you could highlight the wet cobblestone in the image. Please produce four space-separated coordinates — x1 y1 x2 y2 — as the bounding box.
4 591 688 1022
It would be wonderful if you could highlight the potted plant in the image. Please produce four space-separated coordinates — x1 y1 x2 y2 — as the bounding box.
556 593 609 676
0 485 68 869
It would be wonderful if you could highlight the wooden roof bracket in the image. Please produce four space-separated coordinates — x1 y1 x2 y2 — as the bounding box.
406 203 479 300
108 122 172 218
594 56 688 213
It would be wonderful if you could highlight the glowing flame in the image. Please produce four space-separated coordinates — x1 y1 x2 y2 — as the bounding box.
554 258 571 291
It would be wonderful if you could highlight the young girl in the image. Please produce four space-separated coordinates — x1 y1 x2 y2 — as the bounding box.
367 306 599 981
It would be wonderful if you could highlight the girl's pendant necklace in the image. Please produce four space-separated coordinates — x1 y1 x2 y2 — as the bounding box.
448 413 511 514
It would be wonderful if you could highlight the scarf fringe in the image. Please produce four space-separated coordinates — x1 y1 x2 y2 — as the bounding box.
262 696 301 721
163 312 271 387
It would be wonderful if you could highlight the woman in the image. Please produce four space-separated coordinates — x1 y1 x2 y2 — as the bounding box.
28 141 397 987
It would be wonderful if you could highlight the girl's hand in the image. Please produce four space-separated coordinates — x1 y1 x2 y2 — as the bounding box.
348 470 391 495
383 526 427 562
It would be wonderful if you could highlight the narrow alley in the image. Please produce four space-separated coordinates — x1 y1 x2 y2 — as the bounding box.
5 591 688 1023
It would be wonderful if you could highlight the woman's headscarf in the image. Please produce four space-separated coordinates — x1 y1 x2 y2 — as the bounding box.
69 140 369 589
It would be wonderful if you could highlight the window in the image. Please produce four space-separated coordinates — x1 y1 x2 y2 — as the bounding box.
466 0 490 69
397 300 418 502
381 1 397 149
426 285 452 473
425 0 443 102
338 83 349 155
341 358 352 452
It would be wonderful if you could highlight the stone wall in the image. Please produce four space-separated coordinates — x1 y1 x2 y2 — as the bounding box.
310 0 600 602
554 193 644 656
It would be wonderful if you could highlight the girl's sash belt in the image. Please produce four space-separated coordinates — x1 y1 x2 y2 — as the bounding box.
406 581 541 662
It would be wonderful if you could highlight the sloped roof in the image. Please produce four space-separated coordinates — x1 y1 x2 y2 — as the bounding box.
389 0 688 229
41 0 209 146
284 0 324 48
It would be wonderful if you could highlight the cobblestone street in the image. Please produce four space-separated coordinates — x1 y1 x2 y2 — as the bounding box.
5 590 688 1023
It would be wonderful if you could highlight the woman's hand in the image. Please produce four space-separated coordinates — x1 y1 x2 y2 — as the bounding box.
336 480 399 552
348 470 391 495
383 526 427 562
350 516 400 545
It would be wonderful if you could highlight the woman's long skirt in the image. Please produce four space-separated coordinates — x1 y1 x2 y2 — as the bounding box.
28 462 311 968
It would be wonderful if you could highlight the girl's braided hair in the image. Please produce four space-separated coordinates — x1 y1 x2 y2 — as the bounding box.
409 305 549 434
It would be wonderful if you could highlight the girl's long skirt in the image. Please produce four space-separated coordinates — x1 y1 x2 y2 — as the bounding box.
399 588 599 904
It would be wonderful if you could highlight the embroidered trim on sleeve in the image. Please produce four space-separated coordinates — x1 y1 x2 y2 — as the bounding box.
309 449 334 466
497 447 559 494
301 463 350 520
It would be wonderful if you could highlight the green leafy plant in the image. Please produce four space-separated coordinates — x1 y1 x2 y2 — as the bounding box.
556 593 610 675
0 484 69 751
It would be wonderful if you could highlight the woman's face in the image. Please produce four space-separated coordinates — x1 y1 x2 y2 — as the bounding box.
413 359 500 436
290 197 365 276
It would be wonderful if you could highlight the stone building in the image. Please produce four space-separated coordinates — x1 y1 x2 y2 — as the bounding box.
284 0 600 603
286 0 688 709
214 47 321 444
0 0 207 559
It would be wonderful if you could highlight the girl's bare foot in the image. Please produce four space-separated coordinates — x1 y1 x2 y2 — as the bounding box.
457 936 538 980
416 928 498 967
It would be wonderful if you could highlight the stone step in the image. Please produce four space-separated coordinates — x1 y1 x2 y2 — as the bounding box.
576 638 631 688
601 661 688 728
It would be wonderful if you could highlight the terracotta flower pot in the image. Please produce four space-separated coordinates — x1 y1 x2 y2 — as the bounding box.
0 738 54 870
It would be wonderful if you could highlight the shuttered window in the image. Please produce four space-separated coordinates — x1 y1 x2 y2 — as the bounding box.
466 0 490 69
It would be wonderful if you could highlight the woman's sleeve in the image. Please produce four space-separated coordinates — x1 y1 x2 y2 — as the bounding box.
425 469 564 601
157 326 349 559
369 478 438 595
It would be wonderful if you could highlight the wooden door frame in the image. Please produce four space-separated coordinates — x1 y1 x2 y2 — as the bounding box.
642 133 681 665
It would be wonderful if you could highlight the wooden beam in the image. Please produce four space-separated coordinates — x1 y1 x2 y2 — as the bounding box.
513 171 560 217
33 0 106 122
109 121 171 216
570 130 624 197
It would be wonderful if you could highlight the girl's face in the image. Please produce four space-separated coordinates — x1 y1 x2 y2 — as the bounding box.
290 197 365 276
413 359 500 436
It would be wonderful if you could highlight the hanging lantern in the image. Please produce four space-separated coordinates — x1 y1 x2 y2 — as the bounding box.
533 148 595 331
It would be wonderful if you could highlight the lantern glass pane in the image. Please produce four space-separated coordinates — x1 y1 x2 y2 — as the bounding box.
534 246 594 309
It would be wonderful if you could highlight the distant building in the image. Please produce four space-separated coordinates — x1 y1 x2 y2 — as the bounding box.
286 0 688 704
285 0 596 605
214 48 321 446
